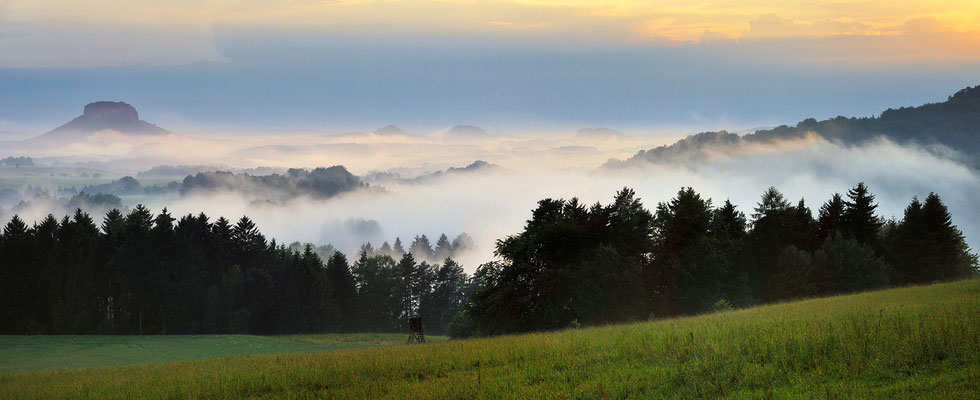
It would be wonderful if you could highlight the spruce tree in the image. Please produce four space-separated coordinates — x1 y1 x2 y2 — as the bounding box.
434 234 452 260
816 193 845 246
326 251 357 331
393 237 405 255
918 193 978 281
843 182 882 251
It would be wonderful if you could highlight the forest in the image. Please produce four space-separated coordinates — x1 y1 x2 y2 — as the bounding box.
0 183 976 338
616 85 980 168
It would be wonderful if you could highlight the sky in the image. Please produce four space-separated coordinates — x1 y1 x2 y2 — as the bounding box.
1 0 979 134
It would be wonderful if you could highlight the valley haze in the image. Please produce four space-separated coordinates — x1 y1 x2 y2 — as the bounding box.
1 92 978 271
2 1 980 397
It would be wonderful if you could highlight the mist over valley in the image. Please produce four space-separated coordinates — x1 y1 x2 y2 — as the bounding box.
2 90 978 270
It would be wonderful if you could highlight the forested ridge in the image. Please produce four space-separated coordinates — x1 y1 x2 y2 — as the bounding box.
612 85 980 168
0 183 976 338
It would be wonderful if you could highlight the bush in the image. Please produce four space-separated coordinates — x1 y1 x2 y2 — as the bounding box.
712 299 733 313
447 311 477 339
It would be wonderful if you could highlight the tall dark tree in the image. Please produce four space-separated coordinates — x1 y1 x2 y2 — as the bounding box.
745 187 795 302
711 200 752 307
326 251 357 331
816 193 846 246
843 182 882 252
649 188 714 315
889 193 979 284
0 216 33 333
787 199 816 251
422 258 468 335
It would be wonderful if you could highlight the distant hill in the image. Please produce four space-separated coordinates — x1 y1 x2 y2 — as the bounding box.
374 125 409 136
607 86 980 168
363 160 501 185
443 125 492 139
35 101 170 140
180 166 366 202
576 127 627 139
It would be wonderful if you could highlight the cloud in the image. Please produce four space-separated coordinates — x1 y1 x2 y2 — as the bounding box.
0 21 226 68
698 30 736 45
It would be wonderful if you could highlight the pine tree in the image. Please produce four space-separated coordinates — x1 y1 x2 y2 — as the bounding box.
843 182 882 251
393 237 405 255
745 187 795 302
788 199 816 251
378 241 393 257
650 187 718 315
450 233 474 254
751 186 791 222
711 200 752 307
916 193 978 281
410 235 434 261
816 193 845 246
434 234 452 260
326 251 357 332
0 215 32 333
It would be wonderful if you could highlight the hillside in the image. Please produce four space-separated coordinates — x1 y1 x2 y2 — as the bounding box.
34 101 170 141
608 85 980 168
179 166 367 201
2 279 977 399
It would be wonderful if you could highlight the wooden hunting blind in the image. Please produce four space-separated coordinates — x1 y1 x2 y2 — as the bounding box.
407 316 425 344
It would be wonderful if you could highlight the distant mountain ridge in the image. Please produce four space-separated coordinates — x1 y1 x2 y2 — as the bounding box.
363 160 501 185
606 85 980 169
180 166 366 202
576 127 627 139
38 101 170 140
444 125 491 139
374 125 408 136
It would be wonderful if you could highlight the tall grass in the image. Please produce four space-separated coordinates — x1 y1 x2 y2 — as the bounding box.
2 280 978 399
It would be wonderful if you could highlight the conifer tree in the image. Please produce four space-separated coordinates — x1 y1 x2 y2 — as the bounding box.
326 251 357 331
816 193 846 246
843 182 882 251
917 193 978 281
434 234 452 260
393 237 405 255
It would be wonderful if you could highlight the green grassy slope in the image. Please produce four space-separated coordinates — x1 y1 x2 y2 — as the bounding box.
2 280 978 399
0 333 445 374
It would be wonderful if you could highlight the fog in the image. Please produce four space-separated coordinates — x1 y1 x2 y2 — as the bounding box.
2 128 977 272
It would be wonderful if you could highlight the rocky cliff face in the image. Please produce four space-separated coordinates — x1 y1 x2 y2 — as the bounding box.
82 101 141 124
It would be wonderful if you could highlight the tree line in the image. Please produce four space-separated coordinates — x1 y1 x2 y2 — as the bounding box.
451 184 977 337
0 183 976 338
0 208 471 335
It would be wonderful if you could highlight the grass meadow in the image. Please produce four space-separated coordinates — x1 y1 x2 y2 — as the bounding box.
1 279 978 399
0 333 446 374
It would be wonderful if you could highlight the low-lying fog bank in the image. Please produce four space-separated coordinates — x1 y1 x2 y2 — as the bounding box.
2 132 977 272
